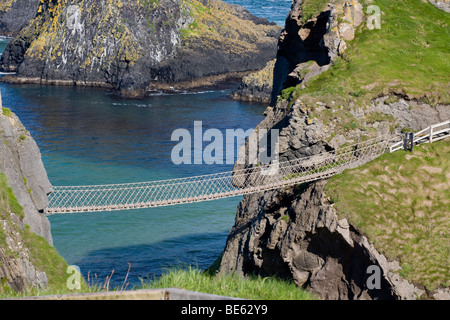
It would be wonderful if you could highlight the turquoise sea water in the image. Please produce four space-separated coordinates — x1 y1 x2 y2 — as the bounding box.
224 0 292 25
0 82 266 287
0 0 291 288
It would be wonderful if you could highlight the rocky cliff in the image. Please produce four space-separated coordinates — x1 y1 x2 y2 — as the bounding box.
219 0 450 300
0 91 67 295
0 97 52 244
0 0 40 37
0 0 281 98
230 59 275 104
231 0 363 105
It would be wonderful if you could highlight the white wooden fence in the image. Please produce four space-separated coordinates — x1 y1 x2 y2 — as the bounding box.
389 120 450 152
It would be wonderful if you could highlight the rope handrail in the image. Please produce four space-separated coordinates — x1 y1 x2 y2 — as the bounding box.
46 135 389 214
45 118 449 215
52 135 388 191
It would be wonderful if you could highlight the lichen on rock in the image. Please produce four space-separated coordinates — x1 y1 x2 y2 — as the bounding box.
0 0 281 98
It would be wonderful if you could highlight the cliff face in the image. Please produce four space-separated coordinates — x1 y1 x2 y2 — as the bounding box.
231 0 363 105
0 100 52 244
0 0 40 37
219 182 425 300
0 92 61 294
219 0 450 300
0 0 281 98
230 59 275 104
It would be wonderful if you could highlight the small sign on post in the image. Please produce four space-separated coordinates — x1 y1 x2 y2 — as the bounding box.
403 132 415 151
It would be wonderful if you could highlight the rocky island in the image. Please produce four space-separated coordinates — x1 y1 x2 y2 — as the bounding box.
0 0 281 98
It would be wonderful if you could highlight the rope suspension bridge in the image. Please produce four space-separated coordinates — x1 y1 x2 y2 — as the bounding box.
45 120 450 215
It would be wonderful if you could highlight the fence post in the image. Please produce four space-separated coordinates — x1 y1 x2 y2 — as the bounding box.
429 126 433 143
403 132 408 151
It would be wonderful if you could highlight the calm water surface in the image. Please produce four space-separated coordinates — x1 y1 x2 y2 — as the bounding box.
224 0 292 25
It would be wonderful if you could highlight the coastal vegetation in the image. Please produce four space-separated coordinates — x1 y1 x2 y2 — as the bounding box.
141 266 317 300
287 0 450 108
301 0 330 23
1 170 315 299
0 173 72 297
179 0 278 54
325 139 450 291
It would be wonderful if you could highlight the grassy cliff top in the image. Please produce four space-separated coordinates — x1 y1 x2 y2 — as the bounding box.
325 139 449 291
291 0 450 107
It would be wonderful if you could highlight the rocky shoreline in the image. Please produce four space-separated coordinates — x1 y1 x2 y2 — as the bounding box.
0 0 281 98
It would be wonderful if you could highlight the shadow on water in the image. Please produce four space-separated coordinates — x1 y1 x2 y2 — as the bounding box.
71 231 229 289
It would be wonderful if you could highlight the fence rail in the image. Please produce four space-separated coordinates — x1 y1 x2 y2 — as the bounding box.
389 120 450 152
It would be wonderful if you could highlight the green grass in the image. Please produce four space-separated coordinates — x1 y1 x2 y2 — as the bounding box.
1 175 316 300
0 173 25 220
140 266 318 300
325 139 450 291
291 0 450 107
2 108 12 118
0 173 78 297
301 0 330 23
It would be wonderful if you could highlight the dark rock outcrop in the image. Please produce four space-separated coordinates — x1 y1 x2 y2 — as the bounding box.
0 0 40 37
270 0 363 105
428 0 450 13
230 59 275 104
219 180 426 300
0 0 281 98
219 0 449 300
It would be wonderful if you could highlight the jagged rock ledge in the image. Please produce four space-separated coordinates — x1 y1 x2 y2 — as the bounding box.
219 181 425 300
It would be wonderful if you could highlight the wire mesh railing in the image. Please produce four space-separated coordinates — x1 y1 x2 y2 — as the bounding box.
46 135 389 214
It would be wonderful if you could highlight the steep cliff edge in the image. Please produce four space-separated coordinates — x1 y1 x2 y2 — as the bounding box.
0 0 281 98
0 98 52 244
0 0 40 37
219 0 450 300
0 92 68 295
232 0 450 107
